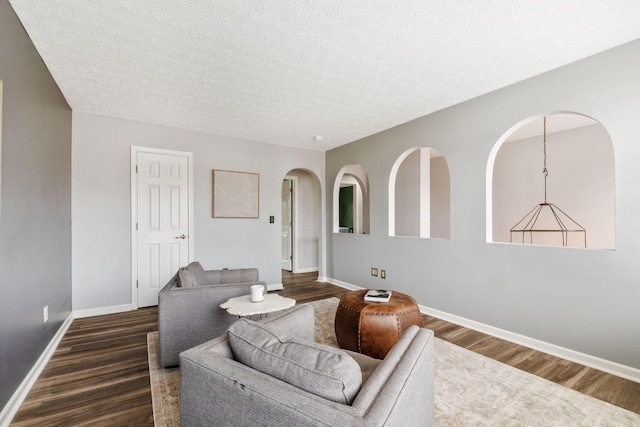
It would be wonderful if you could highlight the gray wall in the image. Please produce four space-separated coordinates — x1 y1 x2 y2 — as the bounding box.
0 0 72 409
394 149 420 236
430 156 450 239
326 39 640 370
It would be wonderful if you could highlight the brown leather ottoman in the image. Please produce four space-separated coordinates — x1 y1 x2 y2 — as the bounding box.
334 289 424 359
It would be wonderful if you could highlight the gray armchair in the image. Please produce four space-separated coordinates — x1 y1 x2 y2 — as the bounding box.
180 304 435 426
157 261 266 368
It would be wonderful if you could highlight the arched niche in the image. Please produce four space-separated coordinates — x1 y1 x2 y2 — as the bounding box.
487 112 615 249
389 146 450 239
333 164 370 234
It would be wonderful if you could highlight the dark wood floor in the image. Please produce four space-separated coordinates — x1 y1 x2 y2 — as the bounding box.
10 307 158 427
10 271 639 426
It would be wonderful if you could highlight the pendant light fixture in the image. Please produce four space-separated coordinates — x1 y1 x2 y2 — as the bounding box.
509 116 587 247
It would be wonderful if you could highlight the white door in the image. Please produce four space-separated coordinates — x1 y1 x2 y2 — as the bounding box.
135 150 190 307
281 179 293 271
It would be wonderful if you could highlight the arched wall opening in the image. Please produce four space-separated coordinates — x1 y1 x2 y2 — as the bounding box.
487 112 615 249
281 169 323 275
389 146 450 239
333 164 370 234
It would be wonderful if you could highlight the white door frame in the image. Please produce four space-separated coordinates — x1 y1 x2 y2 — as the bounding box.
130 146 194 308
284 175 299 272
281 177 293 271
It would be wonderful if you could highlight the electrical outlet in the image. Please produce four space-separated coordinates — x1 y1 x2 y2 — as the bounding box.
371 267 378 277
43 305 48 323
381 270 386 279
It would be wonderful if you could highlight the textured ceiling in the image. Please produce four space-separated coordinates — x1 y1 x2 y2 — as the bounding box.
8 1 640 151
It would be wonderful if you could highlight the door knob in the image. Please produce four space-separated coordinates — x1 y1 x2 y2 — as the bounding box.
175 234 187 239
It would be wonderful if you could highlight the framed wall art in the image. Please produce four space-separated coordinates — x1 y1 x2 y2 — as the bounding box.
212 169 260 218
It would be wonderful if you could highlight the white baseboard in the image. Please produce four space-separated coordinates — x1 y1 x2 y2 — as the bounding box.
267 283 284 291
317 276 328 283
326 277 363 291
327 277 640 383
73 303 132 319
293 267 319 274
419 304 640 383
0 313 74 427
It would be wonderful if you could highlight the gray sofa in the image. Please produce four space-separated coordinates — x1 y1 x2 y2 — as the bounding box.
180 304 435 426
157 261 266 368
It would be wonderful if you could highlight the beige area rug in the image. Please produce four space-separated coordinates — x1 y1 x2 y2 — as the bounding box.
148 298 640 426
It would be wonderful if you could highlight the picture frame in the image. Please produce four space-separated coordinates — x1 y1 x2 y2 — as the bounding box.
212 169 260 218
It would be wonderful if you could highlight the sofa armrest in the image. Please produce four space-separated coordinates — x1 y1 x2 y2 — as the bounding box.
352 326 435 426
157 282 251 367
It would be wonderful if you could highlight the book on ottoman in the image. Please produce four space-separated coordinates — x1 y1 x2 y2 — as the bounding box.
364 289 392 302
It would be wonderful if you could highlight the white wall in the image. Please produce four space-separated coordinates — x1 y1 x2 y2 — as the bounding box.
493 123 615 249
72 112 324 311
326 39 640 371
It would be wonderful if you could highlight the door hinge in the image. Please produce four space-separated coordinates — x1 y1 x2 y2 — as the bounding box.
135 165 138 173
290 255 293 260
136 223 138 231
136 280 139 288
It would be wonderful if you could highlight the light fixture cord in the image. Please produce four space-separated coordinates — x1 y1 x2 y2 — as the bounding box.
543 116 548 204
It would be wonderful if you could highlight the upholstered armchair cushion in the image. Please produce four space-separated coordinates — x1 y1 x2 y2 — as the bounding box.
228 317 362 404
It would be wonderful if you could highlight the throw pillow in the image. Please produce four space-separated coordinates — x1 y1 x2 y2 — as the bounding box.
186 261 208 285
228 318 362 405
177 261 207 287
177 267 195 287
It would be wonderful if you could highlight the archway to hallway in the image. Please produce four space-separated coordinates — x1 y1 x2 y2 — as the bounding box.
280 169 322 283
